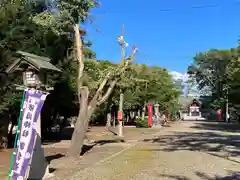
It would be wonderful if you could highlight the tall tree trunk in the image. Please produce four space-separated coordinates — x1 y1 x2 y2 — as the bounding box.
7 122 14 148
106 113 111 128
166 112 171 122
0 116 9 148
68 87 89 157
113 114 116 128
130 111 135 120
68 24 137 157
137 109 141 118
142 102 146 120
67 23 87 158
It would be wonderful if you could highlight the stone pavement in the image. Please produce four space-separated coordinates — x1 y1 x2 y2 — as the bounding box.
58 121 240 180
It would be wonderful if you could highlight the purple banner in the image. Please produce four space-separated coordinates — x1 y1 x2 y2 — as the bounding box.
12 89 48 180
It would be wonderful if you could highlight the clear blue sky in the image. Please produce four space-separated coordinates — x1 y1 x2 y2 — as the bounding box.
83 0 240 73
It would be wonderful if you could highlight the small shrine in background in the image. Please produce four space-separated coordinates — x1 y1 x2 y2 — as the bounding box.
188 99 201 117
179 96 202 118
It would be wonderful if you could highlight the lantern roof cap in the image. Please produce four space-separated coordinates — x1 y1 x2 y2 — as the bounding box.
6 51 62 73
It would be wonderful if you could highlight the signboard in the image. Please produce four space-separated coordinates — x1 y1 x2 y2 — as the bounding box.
148 104 153 127
11 89 48 180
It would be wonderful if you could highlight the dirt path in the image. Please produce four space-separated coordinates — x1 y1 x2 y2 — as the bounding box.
1 122 239 180
0 126 160 180
67 121 240 180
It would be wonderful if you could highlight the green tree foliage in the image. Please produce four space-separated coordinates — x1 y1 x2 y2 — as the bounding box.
0 0 98 147
82 61 179 127
0 0 97 113
188 47 240 120
65 57 180 124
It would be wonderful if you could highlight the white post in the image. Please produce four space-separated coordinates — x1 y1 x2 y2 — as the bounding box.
226 87 229 123
118 93 124 137
117 24 125 137
106 113 111 128
153 104 160 126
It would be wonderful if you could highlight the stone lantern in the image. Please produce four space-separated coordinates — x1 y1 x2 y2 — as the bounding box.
6 51 61 90
153 103 160 126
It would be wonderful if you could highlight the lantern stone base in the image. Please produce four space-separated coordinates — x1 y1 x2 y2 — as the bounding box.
28 135 51 179
28 116 53 180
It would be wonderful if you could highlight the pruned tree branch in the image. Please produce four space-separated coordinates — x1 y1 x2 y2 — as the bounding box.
87 45 137 110
96 45 137 106
97 80 117 106
90 71 111 105
74 24 84 101
122 45 137 66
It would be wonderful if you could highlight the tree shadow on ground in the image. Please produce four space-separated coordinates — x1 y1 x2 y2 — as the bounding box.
195 171 240 180
44 144 97 162
44 139 125 163
80 139 126 154
96 139 125 145
43 126 125 147
144 131 240 161
158 174 191 180
46 153 65 163
190 122 240 133
45 153 64 173
43 144 96 171
158 171 240 180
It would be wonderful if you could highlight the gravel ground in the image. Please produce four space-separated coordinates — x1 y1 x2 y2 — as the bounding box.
48 143 132 180
64 121 240 180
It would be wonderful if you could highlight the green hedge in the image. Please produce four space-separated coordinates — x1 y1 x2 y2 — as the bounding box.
135 118 148 128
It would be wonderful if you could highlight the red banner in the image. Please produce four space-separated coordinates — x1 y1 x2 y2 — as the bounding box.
117 111 123 121
148 104 153 127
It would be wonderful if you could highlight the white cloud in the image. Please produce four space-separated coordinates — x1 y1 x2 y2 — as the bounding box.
170 71 188 82
170 71 200 97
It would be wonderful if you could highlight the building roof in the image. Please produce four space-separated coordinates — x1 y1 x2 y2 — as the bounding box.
6 51 62 73
178 96 201 109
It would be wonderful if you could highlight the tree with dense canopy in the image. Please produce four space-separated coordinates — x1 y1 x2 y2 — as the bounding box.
188 47 240 121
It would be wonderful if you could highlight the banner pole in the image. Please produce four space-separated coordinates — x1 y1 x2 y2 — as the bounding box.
8 88 27 180
26 124 38 179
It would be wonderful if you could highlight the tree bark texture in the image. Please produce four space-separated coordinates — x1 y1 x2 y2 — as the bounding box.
106 113 111 128
68 87 89 157
0 116 9 148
